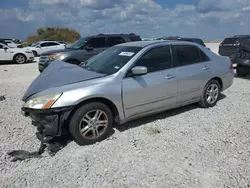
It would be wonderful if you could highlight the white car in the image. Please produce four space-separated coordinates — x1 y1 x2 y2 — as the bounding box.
0 43 34 64
24 41 66 56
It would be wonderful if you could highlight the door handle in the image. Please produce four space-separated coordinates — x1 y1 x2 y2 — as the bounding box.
203 66 210 71
165 74 176 80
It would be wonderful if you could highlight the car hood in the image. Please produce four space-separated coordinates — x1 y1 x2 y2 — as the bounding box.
22 60 105 101
23 46 35 50
41 48 77 56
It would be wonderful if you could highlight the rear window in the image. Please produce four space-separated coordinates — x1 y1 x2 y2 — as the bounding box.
222 38 238 44
128 36 142 41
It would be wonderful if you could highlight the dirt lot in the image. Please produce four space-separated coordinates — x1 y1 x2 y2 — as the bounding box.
0 61 250 188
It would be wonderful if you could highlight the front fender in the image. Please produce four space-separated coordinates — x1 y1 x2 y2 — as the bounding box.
52 82 125 120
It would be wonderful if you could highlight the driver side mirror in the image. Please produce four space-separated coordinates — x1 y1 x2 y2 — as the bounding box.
84 44 94 51
3 46 8 50
131 66 148 76
36 45 41 48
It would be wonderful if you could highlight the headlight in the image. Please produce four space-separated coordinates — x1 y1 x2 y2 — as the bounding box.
48 54 64 61
24 93 62 109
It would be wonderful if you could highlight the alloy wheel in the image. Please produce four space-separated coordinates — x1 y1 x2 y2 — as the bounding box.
79 110 108 139
206 84 219 104
15 55 25 64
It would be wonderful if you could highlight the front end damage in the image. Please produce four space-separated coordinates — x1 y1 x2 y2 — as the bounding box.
22 106 73 144
8 106 74 161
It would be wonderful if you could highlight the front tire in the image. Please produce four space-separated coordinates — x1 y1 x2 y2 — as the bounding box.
14 54 26 64
198 79 221 108
69 102 113 145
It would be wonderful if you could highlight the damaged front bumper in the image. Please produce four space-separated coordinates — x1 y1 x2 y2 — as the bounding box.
21 106 74 143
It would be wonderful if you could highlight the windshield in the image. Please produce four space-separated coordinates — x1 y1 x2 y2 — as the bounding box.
66 37 90 49
31 42 39 47
81 46 142 75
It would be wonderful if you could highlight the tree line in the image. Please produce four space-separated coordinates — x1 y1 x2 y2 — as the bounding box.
26 27 81 44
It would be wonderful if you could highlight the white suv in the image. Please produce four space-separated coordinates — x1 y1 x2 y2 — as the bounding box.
0 43 34 64
24 41 66 56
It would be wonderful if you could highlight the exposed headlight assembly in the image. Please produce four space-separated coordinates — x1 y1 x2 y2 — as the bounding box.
24 93 62 109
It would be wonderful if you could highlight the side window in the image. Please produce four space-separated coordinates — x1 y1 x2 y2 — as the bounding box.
129 36 142 41
132 46 172 73
88 37 107 48
40 42 49 47
199 49 210 62
47 42 60 46
0 44 3 49
108 37 126 46
172 45 201 66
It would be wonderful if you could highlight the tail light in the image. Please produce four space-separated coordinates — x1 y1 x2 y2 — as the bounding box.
230 59 233 70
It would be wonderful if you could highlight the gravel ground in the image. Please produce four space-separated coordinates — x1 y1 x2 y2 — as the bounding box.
0 61 250 188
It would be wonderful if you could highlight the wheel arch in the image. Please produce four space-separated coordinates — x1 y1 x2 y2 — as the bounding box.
13 53 27 62
66 97 120 129
210 77 223 91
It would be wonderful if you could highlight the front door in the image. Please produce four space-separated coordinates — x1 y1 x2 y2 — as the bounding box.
171 44 213 103
122 45 178 118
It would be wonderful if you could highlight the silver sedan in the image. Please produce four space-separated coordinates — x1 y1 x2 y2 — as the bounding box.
22 40 234 145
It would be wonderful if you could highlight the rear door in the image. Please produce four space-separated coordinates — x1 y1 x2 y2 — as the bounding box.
122 45 178 118
171 44 212 103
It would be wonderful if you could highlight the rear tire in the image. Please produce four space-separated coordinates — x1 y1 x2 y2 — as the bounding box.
198 79 221 108
14 54 26 64
69 102 113 145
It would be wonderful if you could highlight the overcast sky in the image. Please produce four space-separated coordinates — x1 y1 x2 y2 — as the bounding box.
0 0 250 40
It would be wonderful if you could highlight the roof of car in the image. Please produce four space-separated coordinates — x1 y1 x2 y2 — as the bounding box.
39 40 60 43
87 33 141 38
227 35 250 39
116 40 200 48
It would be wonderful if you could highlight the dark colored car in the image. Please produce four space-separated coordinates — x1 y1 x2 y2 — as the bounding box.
38 33 142 72
219 35 250 57
230 39 250 77
156 36 206 47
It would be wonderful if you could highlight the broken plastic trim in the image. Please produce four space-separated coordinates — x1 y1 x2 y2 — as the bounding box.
7 135 71 162
7 106 74 162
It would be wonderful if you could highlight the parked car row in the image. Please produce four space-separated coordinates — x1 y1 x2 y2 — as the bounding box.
22 39 234 146
38 33 142 72
24 40 67 57
1 32 250 78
